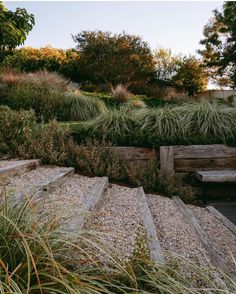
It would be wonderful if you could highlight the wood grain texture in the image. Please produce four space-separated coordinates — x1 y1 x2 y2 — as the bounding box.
67 177 108 232
173 145 236 159
173 196 228 272
160 146 174 176
174 158 236 172
110 147 158 160
206 206 236 235
0 160 40 177
36 167 75 191
137 187 164 263
16 167 75 204
195 170 236 183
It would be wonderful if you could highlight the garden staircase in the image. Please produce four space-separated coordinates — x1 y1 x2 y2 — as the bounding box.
0 159 235 274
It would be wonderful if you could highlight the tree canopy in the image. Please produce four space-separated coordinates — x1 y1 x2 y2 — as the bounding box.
0 2 35 61
72 30 156 87
199 1 236 88
172 56 208 96
154 48 182 82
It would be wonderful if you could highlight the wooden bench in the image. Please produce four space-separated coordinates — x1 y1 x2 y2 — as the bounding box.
195 170 236 203
159 145 236 203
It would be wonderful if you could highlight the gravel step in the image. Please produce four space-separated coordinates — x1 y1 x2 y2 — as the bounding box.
36 174 102 229
147 194 209 264
4 166 74 203
0 159 40 178
206 205 236 235
137 187 164 263
188 203 236 272
87 184 142 261
173 196 228 272
61 176 108 232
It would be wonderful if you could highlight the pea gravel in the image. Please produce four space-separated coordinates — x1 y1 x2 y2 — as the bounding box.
147 194 209 264
1 160 235 268
0 159 26 169
188 204 236 270
7 166 67 191
87 184 141 261
37 175 99 228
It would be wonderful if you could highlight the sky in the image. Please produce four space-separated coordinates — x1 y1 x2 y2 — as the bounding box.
4 1 223 56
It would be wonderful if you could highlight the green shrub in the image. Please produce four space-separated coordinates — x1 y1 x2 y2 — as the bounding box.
0 78 106 121
0 106 36 155
18 120 76 166
1 83 59 121
72 100 236 147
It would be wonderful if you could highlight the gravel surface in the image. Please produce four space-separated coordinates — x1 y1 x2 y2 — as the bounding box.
37 175 99 227
8 166 67 190
0 159 26 169
88 184 141 261
147 194 208 263
188 205 236 270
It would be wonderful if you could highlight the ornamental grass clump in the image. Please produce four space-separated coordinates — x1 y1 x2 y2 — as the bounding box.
0 191 107 293
90 108 137 140
61 93 107 121
25 70 70 91
137 106 187 144
183 100 236 144
111 84 132 104
0 69 71 92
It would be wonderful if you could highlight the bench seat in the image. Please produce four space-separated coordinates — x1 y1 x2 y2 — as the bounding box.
195 170 236 183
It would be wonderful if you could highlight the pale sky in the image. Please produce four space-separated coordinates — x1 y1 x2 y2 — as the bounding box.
4 1 223 56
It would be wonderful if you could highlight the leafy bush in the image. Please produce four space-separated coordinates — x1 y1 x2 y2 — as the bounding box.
0 72 106 121
18 120 76 166
2 46 80 81
0 83 62 121
0 106 36 155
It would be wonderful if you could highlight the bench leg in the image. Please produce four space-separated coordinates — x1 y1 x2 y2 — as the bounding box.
202 183 208 205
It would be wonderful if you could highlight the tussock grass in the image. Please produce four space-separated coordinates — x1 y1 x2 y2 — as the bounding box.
111 84 132 104
183 100 236 143
90 108 137 139
137 106 186 140
0 189 125 293
0 69 72 92
62 93 107 121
